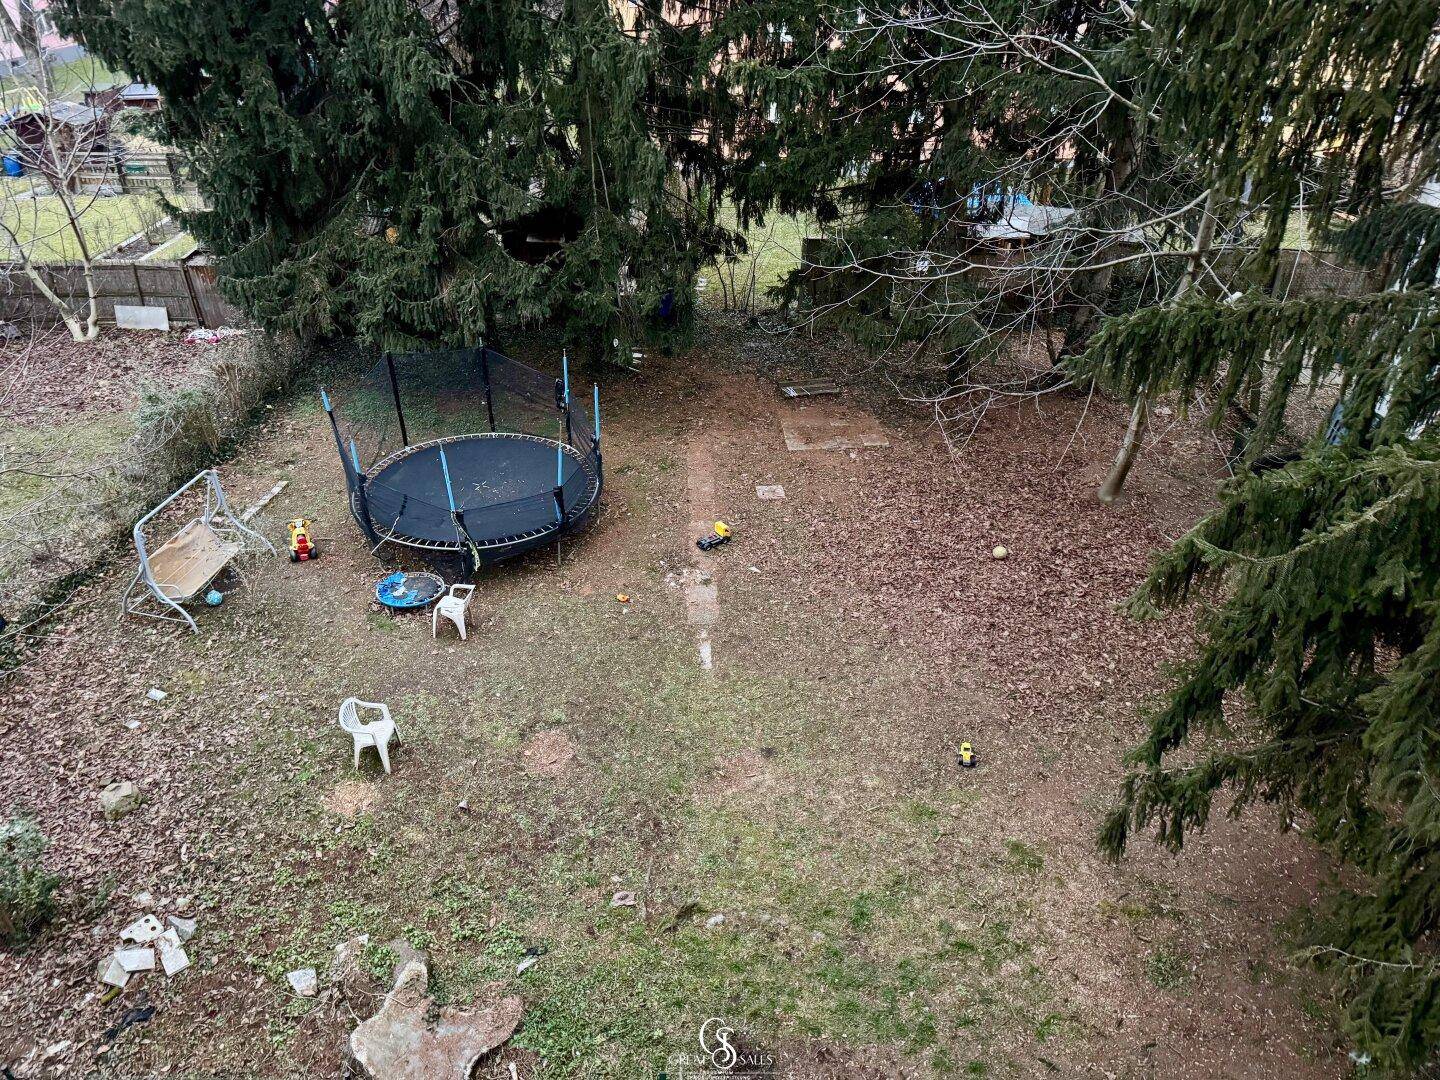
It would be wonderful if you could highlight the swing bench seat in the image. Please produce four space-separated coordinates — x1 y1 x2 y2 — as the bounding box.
146 519 243 600
122 470 275 632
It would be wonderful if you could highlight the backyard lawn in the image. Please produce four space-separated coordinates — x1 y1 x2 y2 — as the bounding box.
0 324 1346 1077
700 206 812 310
0 56 123 105
0 183 170 262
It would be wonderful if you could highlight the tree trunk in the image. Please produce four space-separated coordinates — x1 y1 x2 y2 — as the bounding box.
1097 395 1147 502
1062 114 1138 357
1097 188 1219 502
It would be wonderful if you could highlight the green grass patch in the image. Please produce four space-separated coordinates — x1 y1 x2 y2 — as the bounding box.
0 186 167 262
701 204 812 310
1145 942 1192 993
0 414 130 520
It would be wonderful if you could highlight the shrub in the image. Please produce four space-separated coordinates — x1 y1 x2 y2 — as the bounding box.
127 333 309 492
0 816 60 947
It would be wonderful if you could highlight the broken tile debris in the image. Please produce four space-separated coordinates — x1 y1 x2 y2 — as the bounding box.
115 948 155 973
779 379 840 397
97 955 130 989
166 915 197 942
119 915 164 944
97 911 198 992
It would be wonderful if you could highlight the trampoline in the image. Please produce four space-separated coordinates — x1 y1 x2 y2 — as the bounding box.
323 345 602 569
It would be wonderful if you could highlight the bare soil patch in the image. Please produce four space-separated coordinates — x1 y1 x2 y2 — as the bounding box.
324 779 380 819
708 748 780 798
519 728 577 777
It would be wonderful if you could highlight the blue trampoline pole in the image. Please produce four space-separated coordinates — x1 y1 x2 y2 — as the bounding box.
347 438 380 549
593 384 600 444
439 443 478 573
561 351 574 449
438 444 458 513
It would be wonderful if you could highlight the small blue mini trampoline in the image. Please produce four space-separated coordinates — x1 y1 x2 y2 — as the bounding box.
375 571 446 609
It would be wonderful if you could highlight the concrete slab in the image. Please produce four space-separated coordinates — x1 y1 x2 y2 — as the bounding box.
114 304 171 331
780 404 889 451
349 959 522 1080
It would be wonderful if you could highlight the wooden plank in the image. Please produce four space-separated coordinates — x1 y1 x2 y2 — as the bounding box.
134 265 185 295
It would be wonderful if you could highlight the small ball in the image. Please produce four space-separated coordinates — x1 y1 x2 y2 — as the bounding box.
205 589 224 606
991 545 1008 560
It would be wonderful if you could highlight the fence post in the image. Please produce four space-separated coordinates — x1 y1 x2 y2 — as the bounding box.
180 261 204 326
386 354 409 447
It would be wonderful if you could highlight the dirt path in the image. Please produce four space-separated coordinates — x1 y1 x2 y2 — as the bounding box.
0 328 1344 1078
681 439 721 669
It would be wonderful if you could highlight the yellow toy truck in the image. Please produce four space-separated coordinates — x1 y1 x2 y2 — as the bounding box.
287 519 319 562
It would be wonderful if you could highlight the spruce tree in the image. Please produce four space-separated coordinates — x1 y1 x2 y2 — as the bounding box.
1080 1 1440 1068
53 0 728 357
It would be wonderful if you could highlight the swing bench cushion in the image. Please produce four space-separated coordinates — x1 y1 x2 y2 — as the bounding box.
146 519 242 601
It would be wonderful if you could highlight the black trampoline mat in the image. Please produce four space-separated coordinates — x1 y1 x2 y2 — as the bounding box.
366 436 595 546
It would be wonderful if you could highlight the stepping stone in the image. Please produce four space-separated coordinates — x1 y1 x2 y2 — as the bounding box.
349 959 523 1080
780 410 890 451
779 379 840 397
100 781 142 820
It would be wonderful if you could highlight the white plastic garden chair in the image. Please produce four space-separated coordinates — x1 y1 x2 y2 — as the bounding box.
338 698 399 774
432 584 476 641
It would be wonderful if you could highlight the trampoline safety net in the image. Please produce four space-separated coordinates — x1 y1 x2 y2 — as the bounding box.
324 346 602 567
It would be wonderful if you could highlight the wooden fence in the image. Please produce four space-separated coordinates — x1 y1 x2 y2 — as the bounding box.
0 255 242 329
78 149 196 194
800 239 1377 311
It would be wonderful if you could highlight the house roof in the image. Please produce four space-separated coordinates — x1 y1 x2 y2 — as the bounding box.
972 200 1077 241
0 100 107 129
90 81 160 102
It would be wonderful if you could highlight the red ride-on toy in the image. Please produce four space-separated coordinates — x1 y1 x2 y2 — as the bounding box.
287 518 319 562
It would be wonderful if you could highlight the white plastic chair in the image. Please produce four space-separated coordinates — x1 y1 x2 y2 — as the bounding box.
338 698 399 774
432 584 476 641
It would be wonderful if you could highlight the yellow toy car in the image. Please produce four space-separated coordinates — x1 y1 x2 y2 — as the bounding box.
697 521 732 551
287 518 319 562
958 742 976 768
